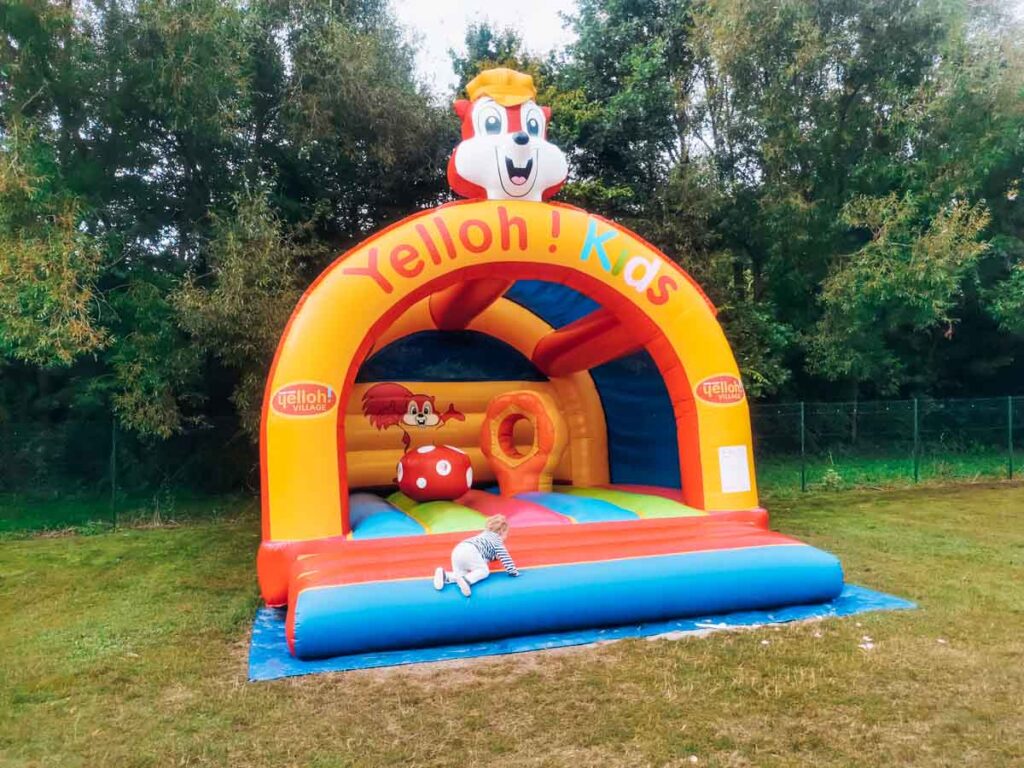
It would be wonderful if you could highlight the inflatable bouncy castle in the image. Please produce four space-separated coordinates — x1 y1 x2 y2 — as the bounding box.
258 69 844 660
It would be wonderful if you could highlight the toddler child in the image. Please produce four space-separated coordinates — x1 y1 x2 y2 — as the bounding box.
433 514 520 597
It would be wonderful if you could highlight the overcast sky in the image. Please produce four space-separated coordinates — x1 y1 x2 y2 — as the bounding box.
392 0 578 98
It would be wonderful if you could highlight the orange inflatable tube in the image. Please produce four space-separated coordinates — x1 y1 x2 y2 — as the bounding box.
479 390 568 496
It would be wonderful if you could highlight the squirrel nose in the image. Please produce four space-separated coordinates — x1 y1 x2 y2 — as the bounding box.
513 131 529 145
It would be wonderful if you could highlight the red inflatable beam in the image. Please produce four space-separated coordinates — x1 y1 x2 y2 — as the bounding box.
260 508 770 606
288 519 796 590
532 308 645 377
428 278 514 330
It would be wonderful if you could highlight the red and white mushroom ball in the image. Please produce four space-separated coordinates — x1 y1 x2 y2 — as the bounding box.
397 445 474 502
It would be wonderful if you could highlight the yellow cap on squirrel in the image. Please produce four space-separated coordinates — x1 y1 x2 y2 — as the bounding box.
465 68 537 107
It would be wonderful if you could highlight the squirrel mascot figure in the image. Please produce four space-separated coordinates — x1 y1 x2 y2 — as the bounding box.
448 68 568 202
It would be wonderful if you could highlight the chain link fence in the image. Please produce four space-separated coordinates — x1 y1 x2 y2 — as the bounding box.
0 417 256 532
0 396 1019 532
752 396 1021 491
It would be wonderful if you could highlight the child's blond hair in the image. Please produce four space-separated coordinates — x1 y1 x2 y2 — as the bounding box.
485 514 509 536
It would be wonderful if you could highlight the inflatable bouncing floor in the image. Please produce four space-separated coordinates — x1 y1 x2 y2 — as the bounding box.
252 69 909 670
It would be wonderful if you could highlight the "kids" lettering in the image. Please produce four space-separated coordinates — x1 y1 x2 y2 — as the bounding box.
578 219 679 305
339 207 680 308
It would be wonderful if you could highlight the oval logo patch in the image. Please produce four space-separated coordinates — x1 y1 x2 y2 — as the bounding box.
695 375 745 405
271 382 337 417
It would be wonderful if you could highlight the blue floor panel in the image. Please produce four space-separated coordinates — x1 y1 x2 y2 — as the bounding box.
516 491 637 522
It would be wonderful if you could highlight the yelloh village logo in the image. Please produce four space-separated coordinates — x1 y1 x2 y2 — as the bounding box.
694 374 745 405
271 382 338 417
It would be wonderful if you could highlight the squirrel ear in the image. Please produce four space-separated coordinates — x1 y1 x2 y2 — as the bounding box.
454 99 471 119
542 106 552 122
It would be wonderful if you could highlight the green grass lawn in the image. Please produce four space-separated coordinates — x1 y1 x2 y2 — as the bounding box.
0 493 257 535
1 482 1023 767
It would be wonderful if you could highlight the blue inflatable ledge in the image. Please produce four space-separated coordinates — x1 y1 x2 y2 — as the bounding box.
290 543 844 660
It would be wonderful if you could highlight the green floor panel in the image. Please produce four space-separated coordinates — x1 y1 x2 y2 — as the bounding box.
404 500 486 533
386 491 418 513
558 487 706 518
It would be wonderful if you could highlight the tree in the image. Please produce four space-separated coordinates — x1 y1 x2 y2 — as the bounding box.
807 194 990 390
0 121 108 367
0 0 451 490
557 0 696 210
173 193 303 438
450 24 535 93
556 0 1024 398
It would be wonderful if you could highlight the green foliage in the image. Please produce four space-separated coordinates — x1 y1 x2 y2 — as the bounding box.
807 194 991 386
108 279 203 439
0 121 109 366
991 258 1024 335
558 0 693 196
1 0 1023 488
450 24 535 91
174 193 304 437
548 0 1024 398
0 0 450 447
988 229 1024 335
279 0 452 226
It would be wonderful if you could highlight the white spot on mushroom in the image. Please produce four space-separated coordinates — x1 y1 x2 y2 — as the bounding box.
396 462 404 482
465 467 474 486
416 477 427 489
436 459 452 476
416 445 435 454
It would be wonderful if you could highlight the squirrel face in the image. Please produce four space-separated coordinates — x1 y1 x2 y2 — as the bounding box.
447 69 568 202
401 395 439 427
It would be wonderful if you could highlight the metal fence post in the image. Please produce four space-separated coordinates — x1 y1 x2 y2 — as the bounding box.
852 392 858 445
1009 396 1015 481
110 417 118 528
800 401 806 492
912 398 920 483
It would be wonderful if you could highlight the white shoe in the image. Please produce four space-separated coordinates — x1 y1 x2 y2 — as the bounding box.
455 575 472 597
433 567 445 591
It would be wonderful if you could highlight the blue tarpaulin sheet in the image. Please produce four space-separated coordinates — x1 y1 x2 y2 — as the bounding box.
247 584 915 682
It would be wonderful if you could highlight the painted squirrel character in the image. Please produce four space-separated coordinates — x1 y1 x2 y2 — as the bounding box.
361 382 465 451
448 68 568 202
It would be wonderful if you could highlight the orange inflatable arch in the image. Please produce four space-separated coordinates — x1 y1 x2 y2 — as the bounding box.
260 200 758 557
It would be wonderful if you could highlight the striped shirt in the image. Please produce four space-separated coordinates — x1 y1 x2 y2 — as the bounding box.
464 530 520 576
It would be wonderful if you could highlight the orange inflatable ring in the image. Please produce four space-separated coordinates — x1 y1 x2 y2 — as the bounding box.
480 390 568 496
